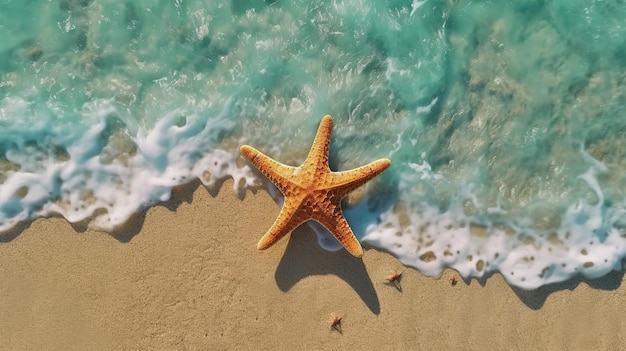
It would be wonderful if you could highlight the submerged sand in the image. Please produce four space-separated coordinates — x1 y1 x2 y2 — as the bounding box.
0 179 624 350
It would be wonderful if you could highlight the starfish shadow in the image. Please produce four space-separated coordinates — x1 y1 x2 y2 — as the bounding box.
274 226 381 315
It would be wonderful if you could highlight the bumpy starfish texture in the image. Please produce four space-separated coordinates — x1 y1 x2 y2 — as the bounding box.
240 115 391 258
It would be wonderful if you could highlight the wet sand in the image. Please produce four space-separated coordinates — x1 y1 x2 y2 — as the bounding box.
0 179 624 350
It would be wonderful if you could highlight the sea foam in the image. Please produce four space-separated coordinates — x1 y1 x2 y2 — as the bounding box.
361 152 626 289
0 97 256 233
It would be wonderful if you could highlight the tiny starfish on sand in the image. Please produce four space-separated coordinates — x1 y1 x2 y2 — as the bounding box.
240 115 391 258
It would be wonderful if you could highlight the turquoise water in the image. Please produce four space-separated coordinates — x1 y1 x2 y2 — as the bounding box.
2 0 626 289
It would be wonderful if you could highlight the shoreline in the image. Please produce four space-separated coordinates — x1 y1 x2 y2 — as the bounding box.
0 179 624 350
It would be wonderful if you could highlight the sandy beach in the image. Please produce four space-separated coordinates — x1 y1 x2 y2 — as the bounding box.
0 178 624 350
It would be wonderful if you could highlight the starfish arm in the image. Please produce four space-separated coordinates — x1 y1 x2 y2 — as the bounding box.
326 158 391 195
314 206 363 258
240 145 296 191
257 197 308 250
302 115 333 171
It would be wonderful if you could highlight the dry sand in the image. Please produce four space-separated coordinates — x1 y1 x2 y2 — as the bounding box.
0 179 624 350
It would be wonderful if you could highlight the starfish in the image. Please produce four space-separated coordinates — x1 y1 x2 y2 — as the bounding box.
240 115 391 258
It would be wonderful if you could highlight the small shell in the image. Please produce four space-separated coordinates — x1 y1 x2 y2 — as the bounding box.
385 270 402 291
329 314 342 334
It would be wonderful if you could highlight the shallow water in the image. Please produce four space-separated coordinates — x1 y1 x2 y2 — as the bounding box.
1 0 626 289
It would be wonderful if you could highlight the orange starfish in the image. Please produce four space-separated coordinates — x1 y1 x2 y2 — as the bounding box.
240 115 391 258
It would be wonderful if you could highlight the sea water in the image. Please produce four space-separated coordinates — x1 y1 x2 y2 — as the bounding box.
2 0 626 290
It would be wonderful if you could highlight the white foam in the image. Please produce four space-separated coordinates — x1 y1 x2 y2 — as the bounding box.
0 99 258 233
362 155 626 290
